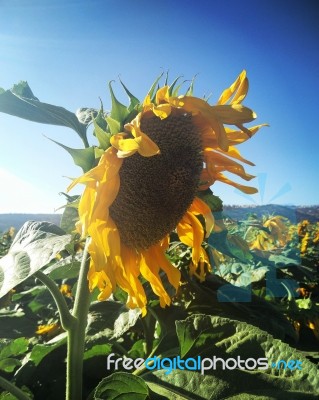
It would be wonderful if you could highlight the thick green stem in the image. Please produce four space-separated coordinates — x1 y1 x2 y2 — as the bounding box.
66 239 91 400
0 375 31 400
34 271 75 331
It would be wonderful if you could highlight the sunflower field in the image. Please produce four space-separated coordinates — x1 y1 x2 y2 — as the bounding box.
0 73 318 400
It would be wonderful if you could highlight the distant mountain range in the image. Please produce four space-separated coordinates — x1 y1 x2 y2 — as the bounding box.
0 205 318 232
222 204 319 224
0 214 62 232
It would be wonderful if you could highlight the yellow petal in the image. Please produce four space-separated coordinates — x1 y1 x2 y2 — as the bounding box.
152 103 172 119
225 124 268 145
121 245 147 310
139 250 171 307
217 70 248 105
212 104 256 125
177 211 204 267
152 238 181 290
155 85 170 104
204 151 255 181
122 115 161 157
110 134 142 157
188 197 214 237
214 146 255 166
215 173 258 194
173 96 229 151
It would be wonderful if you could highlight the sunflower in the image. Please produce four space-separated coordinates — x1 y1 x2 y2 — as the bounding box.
68 70 265 315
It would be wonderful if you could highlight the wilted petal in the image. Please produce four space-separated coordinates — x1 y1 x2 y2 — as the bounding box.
217 70 248 105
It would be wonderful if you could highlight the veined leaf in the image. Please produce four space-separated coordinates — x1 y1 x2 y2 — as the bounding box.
0 81 89 146
0 338 29 360
171 315 319 397
94 372 149 400
0 221 71 299
0 358 21 373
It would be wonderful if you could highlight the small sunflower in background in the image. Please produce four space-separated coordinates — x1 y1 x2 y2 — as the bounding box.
68 70 266 315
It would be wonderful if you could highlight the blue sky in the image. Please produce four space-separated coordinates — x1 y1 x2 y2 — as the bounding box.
0 0 318 213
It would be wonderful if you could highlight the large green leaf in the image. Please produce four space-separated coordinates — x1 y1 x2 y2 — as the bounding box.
156 314 318 398
84 344 112 361
94 372 149 400
0 310 38 339
0 221 71 298
0 337 29 373
145 369 319 400
27 334 67 367
0 338 28 360
86 301 142 344
113 308 141 339
0 81 88 146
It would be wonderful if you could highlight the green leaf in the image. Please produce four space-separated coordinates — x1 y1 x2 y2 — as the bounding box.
58 193 79 234
0 310 38 339
0 338 28 360
0 221 71 299
113 308 141 339
208 230 252 263
28 334 67 367
0 386 33 400
84 344 112 361
176 315 226 358
60 206 79 235
11 81 38 100
196 189 223 212
145 369 319 400
45 257 81 280
86 301 142 344
171 315 319 397
269 254 300 268
45 137 95 172
94 372 149 400
0 81 88 146
0 357 21 372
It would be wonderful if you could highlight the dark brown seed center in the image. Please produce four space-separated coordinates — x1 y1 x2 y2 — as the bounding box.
109 112 203 250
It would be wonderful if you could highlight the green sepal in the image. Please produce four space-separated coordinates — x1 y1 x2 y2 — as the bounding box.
185 74 198 96
45 136 95 172
108 81 130 124
105 115 121 135
93 116 111 150
119 78 140 112
94 147 105 159
146 71 164 101
168 75 184 96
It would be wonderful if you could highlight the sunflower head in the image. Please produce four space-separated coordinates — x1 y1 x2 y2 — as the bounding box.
68 71 266 315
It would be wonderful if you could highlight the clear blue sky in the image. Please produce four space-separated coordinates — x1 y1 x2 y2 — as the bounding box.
0 0 318 213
